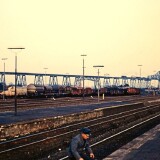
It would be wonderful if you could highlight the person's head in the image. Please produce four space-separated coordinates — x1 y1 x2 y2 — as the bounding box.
80 127 91 139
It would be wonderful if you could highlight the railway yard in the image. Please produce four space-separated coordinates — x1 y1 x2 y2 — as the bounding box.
0 95 160 160
1 1 160 159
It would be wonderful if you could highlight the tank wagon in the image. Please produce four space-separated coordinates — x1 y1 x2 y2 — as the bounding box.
27 84 45 97
0 86 27 98
27 84 54 98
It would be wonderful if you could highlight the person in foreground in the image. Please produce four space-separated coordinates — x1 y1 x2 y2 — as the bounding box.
67 127 95 160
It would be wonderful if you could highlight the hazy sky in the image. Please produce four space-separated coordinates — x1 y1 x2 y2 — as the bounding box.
0 0 160 83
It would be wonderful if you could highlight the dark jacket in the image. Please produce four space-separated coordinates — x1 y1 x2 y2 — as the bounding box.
67 134 93 160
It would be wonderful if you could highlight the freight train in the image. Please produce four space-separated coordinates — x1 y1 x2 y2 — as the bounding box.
0 83 140 98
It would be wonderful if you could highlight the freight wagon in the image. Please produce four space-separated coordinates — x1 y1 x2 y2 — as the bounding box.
125 87 140 95
65 86 83 96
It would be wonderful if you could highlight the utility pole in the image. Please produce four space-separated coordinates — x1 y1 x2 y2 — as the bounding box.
93 65 104 103
81 54 87 100
138 64 143 88
2 58 8 100
8 47 25 116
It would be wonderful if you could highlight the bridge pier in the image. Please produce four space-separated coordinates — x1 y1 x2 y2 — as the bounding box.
49 75 58 86
34 75 44 86
17 74 27 86
62 75 71 86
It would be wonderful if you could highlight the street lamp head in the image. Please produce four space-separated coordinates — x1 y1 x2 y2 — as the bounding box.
93 65 104 68
81 54 87 57
8 47 25 50
2 58 8 61
138 65 142 67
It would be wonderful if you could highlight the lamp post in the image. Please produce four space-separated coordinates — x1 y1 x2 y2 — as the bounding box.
43 67 48 85
2 58 8 100
8 47 25 116
81 54 87 100
138 65 142 88
93 65 104 103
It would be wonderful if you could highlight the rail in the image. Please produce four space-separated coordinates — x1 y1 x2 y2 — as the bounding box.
0 103 160 159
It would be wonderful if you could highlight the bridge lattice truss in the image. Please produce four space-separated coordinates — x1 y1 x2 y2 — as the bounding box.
0 71 160 88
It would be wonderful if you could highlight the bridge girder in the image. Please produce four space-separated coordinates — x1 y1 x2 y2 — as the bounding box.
0 71 160 89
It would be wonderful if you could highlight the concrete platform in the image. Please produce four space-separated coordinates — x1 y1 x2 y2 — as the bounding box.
103 124 160 160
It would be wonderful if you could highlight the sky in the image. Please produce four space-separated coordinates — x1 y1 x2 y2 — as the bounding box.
0 0 160 84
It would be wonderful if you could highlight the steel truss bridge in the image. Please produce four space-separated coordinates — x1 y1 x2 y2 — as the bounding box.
0 71 160 89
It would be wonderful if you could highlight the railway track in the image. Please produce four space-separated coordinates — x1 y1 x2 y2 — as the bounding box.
0 95 159 112
0 102 160 160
